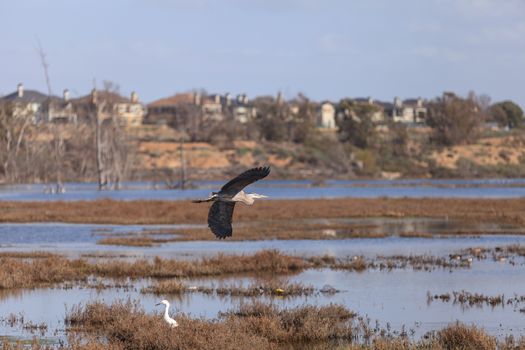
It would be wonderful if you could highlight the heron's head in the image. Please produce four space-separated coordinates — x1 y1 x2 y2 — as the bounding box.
250 193 268 199
156 300 170 307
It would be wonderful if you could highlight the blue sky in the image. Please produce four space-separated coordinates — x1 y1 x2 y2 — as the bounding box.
1 0 524 106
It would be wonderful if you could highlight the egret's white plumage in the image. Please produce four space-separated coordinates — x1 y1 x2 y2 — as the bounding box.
156 300 178 328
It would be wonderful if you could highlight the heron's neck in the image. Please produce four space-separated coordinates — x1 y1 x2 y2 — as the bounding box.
244 193 255 205
164 304 170 318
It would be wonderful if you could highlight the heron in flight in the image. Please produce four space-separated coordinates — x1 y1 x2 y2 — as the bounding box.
193 166 270 238
156 300 178 328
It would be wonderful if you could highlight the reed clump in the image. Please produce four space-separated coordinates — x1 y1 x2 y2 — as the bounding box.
61 300 519 350
141 280 316 297
436 322 497 350
428 290 505 308
0 257 91 289
65 300 356 349
97 237 159 247
0 250 307 290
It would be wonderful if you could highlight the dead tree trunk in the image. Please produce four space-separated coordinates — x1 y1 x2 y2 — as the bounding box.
91 91 108 190
179 137 186 190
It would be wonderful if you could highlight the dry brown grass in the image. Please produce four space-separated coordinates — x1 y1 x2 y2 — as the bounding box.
399 232 434 239
58 300 521 350
429 291 505 308
141 280 316 297
93 250 308 279
0 252 58 259
97 237 159 247
436 322 497 350
1 198 525 227
0 250 308 289
95 223 392 245
1 249 481 290
0 257 91 289
64 299 356 349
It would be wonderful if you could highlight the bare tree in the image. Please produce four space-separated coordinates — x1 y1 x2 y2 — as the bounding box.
0 102 32 182
89 82 136 190
36 39 65 192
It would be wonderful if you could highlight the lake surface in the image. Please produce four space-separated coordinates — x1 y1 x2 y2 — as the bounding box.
1 218 525 258
1 250 525 342
1 182 525 345
2 178 525 201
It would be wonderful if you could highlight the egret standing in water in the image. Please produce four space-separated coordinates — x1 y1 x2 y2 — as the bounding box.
156 300 178 328
193 166 270 238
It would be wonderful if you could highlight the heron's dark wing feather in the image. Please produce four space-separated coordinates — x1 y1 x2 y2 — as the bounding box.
219 166 270 196
208 201 236 239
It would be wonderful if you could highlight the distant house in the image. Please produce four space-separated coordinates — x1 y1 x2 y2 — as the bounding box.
1 83 77 123
201 94 224 121
147 91 255 126
230 94 256 124
316 102 336 130
1 83 47 122
389 97 427 124
146 92 197 126
353 97 386 123
73 90 145 127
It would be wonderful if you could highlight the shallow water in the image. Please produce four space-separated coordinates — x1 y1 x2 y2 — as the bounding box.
0 218 524 259
2 178 525 201
2 218 525 343
1 259 525 342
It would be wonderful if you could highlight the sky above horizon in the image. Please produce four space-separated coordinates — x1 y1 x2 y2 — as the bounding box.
1 0 524 107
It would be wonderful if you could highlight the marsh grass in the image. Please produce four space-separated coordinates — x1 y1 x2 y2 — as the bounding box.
0 249 483 290
428 291 505 308
95 222 392 245
97 237 160 247
0 250 307 289
2 198 525 228
141 280 316 297
56 300 525 350
435 322 497 350
64 299 356 349
0 252 58 259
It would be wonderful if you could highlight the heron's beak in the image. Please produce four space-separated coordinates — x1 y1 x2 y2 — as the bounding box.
155 303 161 306
258 194 268 198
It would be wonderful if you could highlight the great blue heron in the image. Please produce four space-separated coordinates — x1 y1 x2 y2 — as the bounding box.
155 300 178 328
193 166 270 238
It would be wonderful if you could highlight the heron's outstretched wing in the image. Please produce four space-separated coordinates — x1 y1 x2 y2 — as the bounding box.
208 201 236 239
219 166 270 196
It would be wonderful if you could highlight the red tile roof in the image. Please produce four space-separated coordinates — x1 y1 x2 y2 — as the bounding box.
148 93 194 107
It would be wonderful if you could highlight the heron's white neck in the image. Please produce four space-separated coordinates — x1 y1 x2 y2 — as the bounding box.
245 193 267 205
248 193 267 200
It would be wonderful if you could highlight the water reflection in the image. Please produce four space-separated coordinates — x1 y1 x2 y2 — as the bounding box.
1 218 525 259
2 217 525 343
2 258 525 342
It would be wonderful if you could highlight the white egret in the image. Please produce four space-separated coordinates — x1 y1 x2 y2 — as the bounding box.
155 300 178 328
192 166 270 238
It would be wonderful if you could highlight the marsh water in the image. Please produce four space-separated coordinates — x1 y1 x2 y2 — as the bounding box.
2 180 525 344
0 218 525 258
2 178 525 201
1 219 525 342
